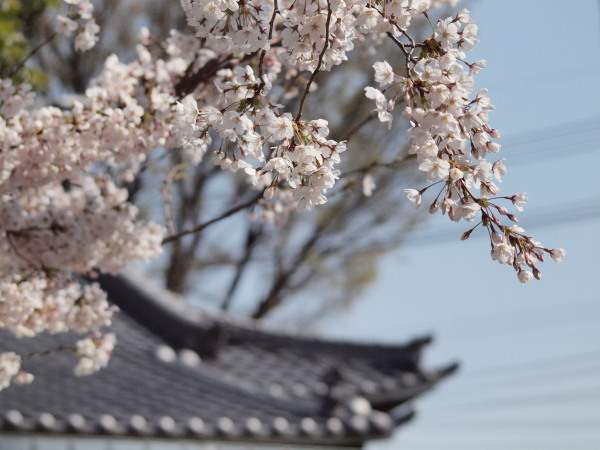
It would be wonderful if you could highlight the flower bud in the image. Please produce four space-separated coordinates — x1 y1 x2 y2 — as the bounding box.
264 186 276 200
518 270 533 284
486 142 500 153
461 229 473 241
550 248 566 263
429 201 440 214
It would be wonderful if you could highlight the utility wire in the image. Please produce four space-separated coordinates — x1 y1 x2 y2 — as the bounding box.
445 365 600 397
430 298 600 337
397 297 599 332
413 417 600 428
506 137 600 165
429 383 600 411
438 355 600 391
399 306 600 345
468 348 600 376
403 196 600 246
500 116 600 149
444 312 600 341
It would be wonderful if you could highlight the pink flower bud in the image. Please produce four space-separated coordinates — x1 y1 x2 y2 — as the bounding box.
550 248 566 263
518 270 533 284
486 142 500 153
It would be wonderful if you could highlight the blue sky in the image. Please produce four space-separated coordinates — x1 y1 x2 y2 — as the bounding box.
320 1 600 449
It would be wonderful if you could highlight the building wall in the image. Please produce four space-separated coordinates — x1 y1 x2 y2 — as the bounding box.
0 435 356 450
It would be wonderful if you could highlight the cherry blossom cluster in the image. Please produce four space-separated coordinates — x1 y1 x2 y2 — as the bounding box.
0 352 23 391
0 0 565 389
0 31 178 388
174 65 347 210
180 0 275 56
74 333 116 376
0 331 116 389
56 0 100 51
0 40 176 352
364 8 565 282
173 1 465 214
180 0 441 73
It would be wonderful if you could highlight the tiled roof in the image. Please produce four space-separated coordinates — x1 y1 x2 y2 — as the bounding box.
0 270 457 447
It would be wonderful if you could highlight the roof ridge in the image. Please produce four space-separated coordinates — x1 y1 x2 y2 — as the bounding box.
99 269 432 364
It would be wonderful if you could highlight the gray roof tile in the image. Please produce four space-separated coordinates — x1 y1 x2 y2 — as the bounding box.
0 271 457 447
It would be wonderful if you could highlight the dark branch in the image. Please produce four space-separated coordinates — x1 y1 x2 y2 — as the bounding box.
162 191 264 244
8 32 57 79
174 56 232 98
295 1 333 121
221 224 263 311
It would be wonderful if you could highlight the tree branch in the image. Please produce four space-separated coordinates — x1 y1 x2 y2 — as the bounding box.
341 154 415 179
8 32 57 79
251 221 329 319
295 1 333 121
257 0 279 81
162 191 264 244
174 56 232 98
221 224 263 311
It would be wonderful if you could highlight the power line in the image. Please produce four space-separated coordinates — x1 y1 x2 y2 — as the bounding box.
506 137 600 165
443 312 600 342
428 383 600 411
467 348 600 377
431 297 600 336
397 304 600 345
403 196 600 246
500 116 600 149
391 298 598 334
412 417 600 429
438 358 600 395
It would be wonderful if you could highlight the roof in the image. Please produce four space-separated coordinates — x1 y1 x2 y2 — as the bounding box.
0 270 458 447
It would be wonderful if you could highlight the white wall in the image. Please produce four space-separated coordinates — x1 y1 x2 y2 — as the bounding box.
0 435 355 450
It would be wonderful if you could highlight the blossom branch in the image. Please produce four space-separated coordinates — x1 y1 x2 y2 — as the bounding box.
295 0 333 121
21 344 75 361
257 0 279 81
386 31 415 68
363 8 565 282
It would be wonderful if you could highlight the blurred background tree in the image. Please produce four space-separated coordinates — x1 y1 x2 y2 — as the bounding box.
0 0 60 88
4 0 457 324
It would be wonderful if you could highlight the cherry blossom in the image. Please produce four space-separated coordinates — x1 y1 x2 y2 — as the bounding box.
0 353 21 391
74 333 116 376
